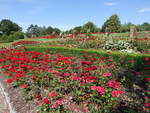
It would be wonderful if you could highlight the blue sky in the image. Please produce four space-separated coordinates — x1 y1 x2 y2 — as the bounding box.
0 0 150 31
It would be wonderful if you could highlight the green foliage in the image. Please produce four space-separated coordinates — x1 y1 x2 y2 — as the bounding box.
103 40 133 51
0 46 149 112
46 26 53 34
0 31 24 43
53 28 61 34
25 46 150 65
0 34 8 42
26 25 61 37
101 14 121 33
81 21 98 33
13 31 24 39
79 40 103 49
0 19 22 35
133 40 150 53
73 26 82 33
120 22 135 33
137 22 150 31
26 24 41 37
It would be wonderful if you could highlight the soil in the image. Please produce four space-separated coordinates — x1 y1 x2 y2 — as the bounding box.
0 70 39 113
0 86 10 113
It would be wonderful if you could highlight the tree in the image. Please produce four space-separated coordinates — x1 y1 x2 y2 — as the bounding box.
38 26 47 36
82 21 97 33
101 14 121 33
26 24 41 37
65 29 73 34
53 28 61 34
0 19 22 35
73 26 82 33
46 26 54 35
138 23 150 31
120 22 135 33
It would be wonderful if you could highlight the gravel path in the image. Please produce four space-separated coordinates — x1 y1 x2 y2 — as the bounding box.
0 83 16 113
0 82 10 113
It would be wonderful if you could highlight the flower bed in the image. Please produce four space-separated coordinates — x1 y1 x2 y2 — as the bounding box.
32 35 61 39
12 40 39 47
0 48 149 113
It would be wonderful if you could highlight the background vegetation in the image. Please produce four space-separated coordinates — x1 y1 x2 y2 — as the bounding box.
1 14 150 43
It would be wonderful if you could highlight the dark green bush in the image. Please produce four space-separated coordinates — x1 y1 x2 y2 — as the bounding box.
13 31 24 40
0 31 24 43
133 40 150 53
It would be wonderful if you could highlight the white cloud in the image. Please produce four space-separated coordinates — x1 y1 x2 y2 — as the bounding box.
104 2 117 6
138 8 150 13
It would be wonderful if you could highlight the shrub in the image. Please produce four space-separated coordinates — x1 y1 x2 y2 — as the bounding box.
13 31 24 40
103 40 133 51
0 47 149 113
79 40 103 49
0 31 24 43
133 40 150 53
0 48 130 112
24 46 150 66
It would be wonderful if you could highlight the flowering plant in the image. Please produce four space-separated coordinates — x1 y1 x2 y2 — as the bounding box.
0 48 149 113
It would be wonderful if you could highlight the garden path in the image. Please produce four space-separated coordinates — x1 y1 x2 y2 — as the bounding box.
0 82 16 113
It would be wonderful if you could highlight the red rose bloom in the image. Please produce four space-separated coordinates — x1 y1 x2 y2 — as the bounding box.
6 79 14 83
48 91 57 98
91 86 105 95
103 72 112 77
22 84 28 88
112 90 119 97
43 98 51 104
72 75 78 80
57 99 63 105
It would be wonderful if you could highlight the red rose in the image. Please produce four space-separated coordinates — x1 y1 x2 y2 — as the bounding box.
6 79 14 83
112 90 119 97
57 99 63 105
72 75 78 80
103 72 112 77
48 91 57 98
22 84 28 88
43 98 51 104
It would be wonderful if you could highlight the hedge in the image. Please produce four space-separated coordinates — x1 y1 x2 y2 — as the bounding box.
25 46 150 65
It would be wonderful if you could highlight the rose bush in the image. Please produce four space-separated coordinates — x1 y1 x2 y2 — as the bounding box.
0 48 149 113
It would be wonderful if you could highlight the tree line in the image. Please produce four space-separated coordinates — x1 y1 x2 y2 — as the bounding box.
0 14 150 42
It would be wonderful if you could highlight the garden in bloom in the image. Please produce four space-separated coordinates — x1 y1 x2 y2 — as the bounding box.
0 46 149 113
1 1 150 112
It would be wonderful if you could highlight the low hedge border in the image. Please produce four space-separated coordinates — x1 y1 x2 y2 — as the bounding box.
24 46 150 57
25 46 150 64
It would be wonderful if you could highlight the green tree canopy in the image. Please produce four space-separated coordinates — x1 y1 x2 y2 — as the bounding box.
73 26 82 33
0 19 22 35
53 28 61 34
82 21 97 33
137 22 150 31
46 27 61 35
46 26 54 35
26 24 41 37
101 14 121 33
26 25 61 37
120 22 135 32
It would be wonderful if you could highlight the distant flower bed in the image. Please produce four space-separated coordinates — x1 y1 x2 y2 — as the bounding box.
12 40 39 46
32 35 61 39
